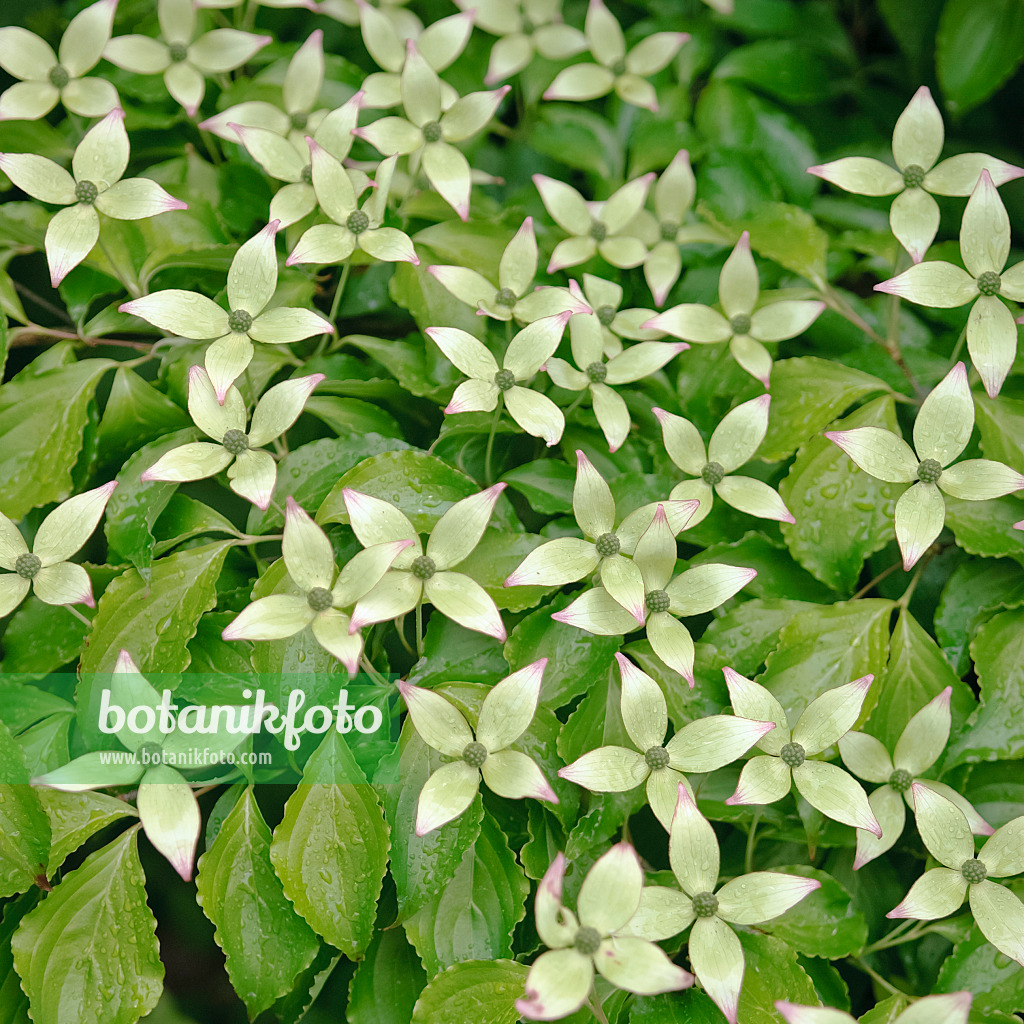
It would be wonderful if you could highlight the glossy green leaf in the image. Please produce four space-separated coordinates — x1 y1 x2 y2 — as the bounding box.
736 931 818 1024
501 459 576 515
703 598 819 675
347 926 427 1024
0 721 50 899
411 959 529 1024
38 788 137 875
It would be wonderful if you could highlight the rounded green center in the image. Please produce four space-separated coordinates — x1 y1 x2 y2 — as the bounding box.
595 532 620 558
169 42 189 63
301 163 313 185
596 304 616 326
221 429 249 455
462 741 488 768
48 64 70 89
495 287 517 308
494 368 517 392
917 458 943 484
701 461 726 486
645 745 670 770
14 553 41 580
422 121 443 143
520 15 535 34
888 768 913 793
960 858 987 884
660 220 680 242
585 361 608 384
902 164 926 189
411 555 436 580
611 59 627 76
573 925 602 955
977 271 1001 296
780 741 806 768
136 741 164 765
75 180 99 205
645 589 670 614
730 313 752 335
290 111 308 130
307 586 333 612
228 309 253 333
692 891 719 917
347 210 370 235
589 220 607 242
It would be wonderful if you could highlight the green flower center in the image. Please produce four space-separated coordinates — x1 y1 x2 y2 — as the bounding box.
977 271 1001 296
290 111 308 130
75 180 99 205
902 164 925 189
221 428 249 455
136 741 165 765
960 858 987 884
595 532 620 557
306 586 334 612
645 589 670 614
495 287 517 308
573 925 602 955
347 210 370 235
660 221 680 242
48 64 70 89
462 741 488 767
14 553 41 579
411 555 436 580
701 461 726 486
611 59 627 76
692 891 719 917
228 309 253 333
888 768 913 793
169 42 189 63
596 304 617 326
917 458 942 484
301 163 313 185
520 15 535 34
494 368 517 392
780 741 806 768
422 121 443 143
645 745 670 770
589 220 607 242
730 314 752 335
585 361 608 384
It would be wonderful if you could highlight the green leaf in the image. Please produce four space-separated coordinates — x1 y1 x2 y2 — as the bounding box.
0 721 50 898
196 787 319 1020
304 395 402 438
935 922 1024 1016
343 332 465 402
0 892 36 1024
736 931 818 1024
962 760 1024 829
12 827 163 1024
0 594 91 674
944 495 1024 563
410 959 529 1024
270 731 389 957
713 40 832 106
631 989 729 1024
501 459 575 515
347 926 427 1024
152 495 238 557
95 367 189 460
406 615 508 689
531 104 625 179
38 789 137 875
976 393 1024 474
389 261 488 342
937 0 1024 114
404 811 529 975
704 598 819 675
0 683 73 734
859 994 909 1024
455 530 554 611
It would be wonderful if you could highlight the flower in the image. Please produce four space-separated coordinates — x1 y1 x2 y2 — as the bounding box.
120 221 334 403
0 481 116 615
319 0 420 38
140 366 323 509
559 653 775 829
888 784 1024 967
428 217 587 324
839 687 992 869
516 844 693 1020
778 991 972 1024
723 668 883 836
567 273 664 359
626 785 821 1023
825 362 1024 570
343 484 508 641
874 171 1024 397
285 148 418 266
653 396 794 527
0 108 187 287
552 505 756 686
103 0 271 117
808 86 1024 264
0 0 118 120
644 231 825 388
222 498 412 673
427 312 572 446
543 0 687 112
354 41 509 220
399 661 557 834
534 171 654 273
455 0 587 85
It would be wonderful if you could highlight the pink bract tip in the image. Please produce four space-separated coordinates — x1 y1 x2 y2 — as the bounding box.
264 219 281 235
806 164 826 179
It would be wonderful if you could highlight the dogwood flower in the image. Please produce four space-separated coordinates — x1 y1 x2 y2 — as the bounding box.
120 221 333 403
0 0 118 120
567 274 664 360
543 0 687 112
644 232 825 387
103 0 271 117
516 845 694 1020
723 668 883 837
319 0 420 38
778 990 973 1024
354 42 509 220
825 362 1024 570
343 484 508 641
0 108 187 287
141 367 323 509
839 687 992 869
552 505 756 685
808 86 1024 264
428 218 586 324
874 171 1024 397
534 172 654 273
427 312 572 446
0 481 116 615
625 785 821 1023
196 0 316 9
559 653 775 829
888 784 1024 967
222 498 412 673
399 662 557 834
653 397 794 527
455 0 587 85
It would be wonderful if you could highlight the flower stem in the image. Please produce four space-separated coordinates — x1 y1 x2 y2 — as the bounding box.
484 400 502 486
948 320 969 366
98 234 141 299
65 604 93 627
848 957 915 1000
744 808 762 874
360 655 389 687
394 614 415 657
586 994 610 1024
415 599 425 658
850 559 902 600
317 261 350 357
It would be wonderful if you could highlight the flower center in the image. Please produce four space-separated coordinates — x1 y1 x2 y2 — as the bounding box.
658 221 681 242
14 553 41 579
960 858 987 884
301 163 313 184
462 740 488 767
495 287 517 308
520 15 535 33
585 361 608 383
589 220 607 242
494 368 517 392
422 121 443 143
917 458 942 484
780 741 806 768
290 111 308 130
347 210 370 235
902 164 925 189
573 925 602 955
221 428 249 455
701 461 726 485
228 309 253 333
48 64 70 89
169 42 189 63
75 180 99 205
977 271 1001 296
645 745 670 770
729 313 752 335
611 59 627 76
645 589 670 614
888 768 913 793
136 741 165 765
595 532 620 557
596 304 616 326
411 554 436 580
306 586 334 612
692 891 719 917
